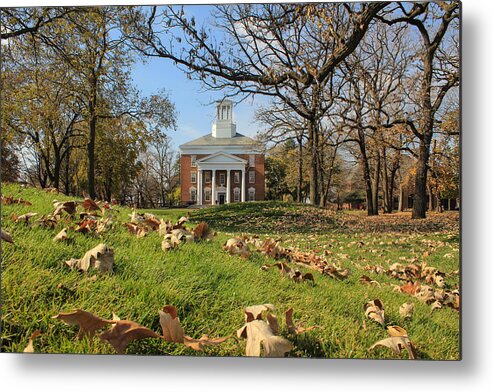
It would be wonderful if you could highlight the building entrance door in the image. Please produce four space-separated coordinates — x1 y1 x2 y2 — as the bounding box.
218 193 226 205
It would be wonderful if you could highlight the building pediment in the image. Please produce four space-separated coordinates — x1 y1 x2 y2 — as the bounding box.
198 151 247 164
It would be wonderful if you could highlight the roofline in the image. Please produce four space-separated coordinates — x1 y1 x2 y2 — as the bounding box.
197 151 248 164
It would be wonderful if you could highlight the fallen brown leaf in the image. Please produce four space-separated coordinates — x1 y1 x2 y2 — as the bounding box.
223 237 251 259
364 299 385 326
13 212 38 224
1 229 14 244
23 330 41 353
158 305 185 343
285 308 321 334
82 197 101 212
54 228 68 242
64 243 114 273
387 325 408 337
399 303 415 319
99 320 161 354
369 336 417 359
237 319 293 357
52 309 113 338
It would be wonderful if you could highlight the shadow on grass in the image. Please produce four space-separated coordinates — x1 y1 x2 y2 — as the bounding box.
189 201 337 235
290 332 330 358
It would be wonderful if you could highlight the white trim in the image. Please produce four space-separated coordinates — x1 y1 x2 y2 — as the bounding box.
197 151 247 164
191 171 197 184
180 146 263 155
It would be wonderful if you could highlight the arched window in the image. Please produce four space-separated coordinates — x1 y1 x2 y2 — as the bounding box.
248 187 255 201
190 187 197 203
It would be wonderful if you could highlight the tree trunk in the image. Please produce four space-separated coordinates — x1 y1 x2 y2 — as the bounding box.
87 95 97 199
412 51 434 219
297 138 303 203
398 183 404 212
371 154 380 215
308 120 318 206
64 146 71 195
427 182 434 212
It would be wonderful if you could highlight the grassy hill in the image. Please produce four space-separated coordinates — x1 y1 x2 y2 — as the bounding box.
1 183 460 358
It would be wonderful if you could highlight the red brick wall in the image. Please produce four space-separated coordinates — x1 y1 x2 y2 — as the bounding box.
180 155 192 205
180 153 265 204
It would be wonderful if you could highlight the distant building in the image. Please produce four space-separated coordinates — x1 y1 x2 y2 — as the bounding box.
179 99 265 205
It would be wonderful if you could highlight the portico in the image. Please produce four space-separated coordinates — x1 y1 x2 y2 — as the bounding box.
196 152 247 205
179 99 265 206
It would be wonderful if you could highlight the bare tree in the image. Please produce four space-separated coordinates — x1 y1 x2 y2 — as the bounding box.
122 2 388 205
377 2 460 218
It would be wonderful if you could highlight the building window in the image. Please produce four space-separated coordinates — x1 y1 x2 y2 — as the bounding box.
191 172 196 184
248 188 255 201
234 171 240 183
205 171 211 183
205 188 211 202
190 187 196 203
219 173 225 185
233 187 240 202
191 155 197 167
249 170 255 184
249 155 255 167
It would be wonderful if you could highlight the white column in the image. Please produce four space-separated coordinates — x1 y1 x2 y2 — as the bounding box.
226 169 231 204
211 170 216 205
197 169 202 205
241 168 246 202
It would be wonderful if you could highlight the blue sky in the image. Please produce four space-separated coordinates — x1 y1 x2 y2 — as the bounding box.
130 5 269 150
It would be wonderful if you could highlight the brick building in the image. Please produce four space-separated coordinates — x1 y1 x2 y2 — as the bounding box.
179 99 265 205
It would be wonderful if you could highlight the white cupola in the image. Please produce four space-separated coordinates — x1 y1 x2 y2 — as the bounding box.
212 99 236 138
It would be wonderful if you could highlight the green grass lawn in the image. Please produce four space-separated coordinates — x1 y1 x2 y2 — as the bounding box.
1 183 460 359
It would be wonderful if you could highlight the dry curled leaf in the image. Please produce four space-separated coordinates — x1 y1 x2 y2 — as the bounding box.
244 304 276 322
64 243 114 273
359 275 381 287
52 309 112 338
99 320 161 354
1 229 14 244
223 237 251 259
159 305 230 351
192 221 208 240
13 212 38 224
53 200 77 216
387 325 408 337
263 262 315 284
369 336 417 359
23 330 41 353
237 319 293 357
75 218 98 234
54 228 68 242
364 299 385 326
143 213 161 231
82 197 101 212
2 195 32 205
285 308 321 334
159 305 185 343
399 303 415 319
161 233 182 252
